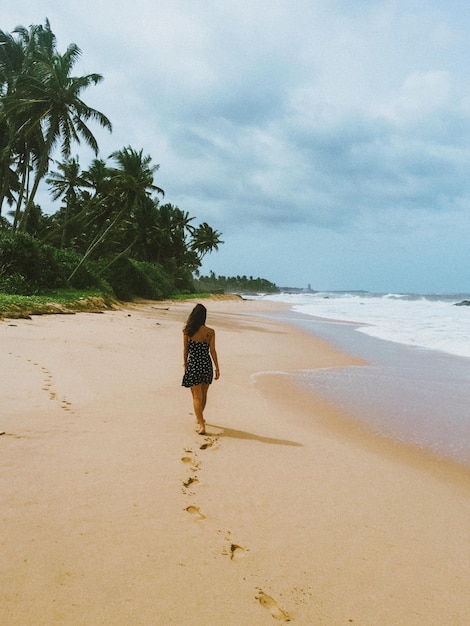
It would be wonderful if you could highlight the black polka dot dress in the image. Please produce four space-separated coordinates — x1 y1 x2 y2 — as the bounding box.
182 340 214 387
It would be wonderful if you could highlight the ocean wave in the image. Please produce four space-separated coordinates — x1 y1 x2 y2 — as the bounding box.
259 291 470 359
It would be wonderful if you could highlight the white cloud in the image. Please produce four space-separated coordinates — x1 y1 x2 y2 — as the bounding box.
3 0 470 291
379 71 452 122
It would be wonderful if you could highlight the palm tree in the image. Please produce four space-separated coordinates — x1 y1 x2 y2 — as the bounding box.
1 22 56 220
0 120 20 216
124 196 162 262
67 147 164 280
1 21 112 230
0 28 29 217
99 146 164 255
82 158 112 199
75 158 113 242
191 222 224 261
18 43 112 230
151 203 194 265
46 156 88 247
109 146 164 211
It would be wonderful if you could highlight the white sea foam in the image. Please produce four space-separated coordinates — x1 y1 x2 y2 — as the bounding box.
255 291 470 359
248 290 470 466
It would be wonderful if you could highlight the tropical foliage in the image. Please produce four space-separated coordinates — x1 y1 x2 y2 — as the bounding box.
0 20 225 299
194 272 279 294
0 20 112 227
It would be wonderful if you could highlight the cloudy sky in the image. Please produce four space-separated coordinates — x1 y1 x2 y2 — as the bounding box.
4 1 470 292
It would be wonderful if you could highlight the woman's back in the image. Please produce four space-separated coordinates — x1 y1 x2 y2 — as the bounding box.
187 324 213 343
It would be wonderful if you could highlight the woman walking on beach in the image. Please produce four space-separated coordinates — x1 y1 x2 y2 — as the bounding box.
182 304 220 435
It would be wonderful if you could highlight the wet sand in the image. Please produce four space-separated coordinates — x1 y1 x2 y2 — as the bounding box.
268 308 470 468
1 298 469 625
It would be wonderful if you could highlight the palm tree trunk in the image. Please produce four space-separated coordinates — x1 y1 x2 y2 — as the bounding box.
13 157 29 230
67 208 126 281
95 239 137 275
18 166 42 231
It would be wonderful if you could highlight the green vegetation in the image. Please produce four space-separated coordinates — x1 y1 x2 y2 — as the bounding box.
0 289 114 319
194 272 279 294
0 20 223 300
168 293 219 301
0 20 277 311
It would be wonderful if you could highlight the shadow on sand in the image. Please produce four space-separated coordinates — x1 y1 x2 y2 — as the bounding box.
207 424 302 447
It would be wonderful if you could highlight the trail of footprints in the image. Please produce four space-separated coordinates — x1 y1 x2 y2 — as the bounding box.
26 356 76 414
7 352 75 416
180 433 291 622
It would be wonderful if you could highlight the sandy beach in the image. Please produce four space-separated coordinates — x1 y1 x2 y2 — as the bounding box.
1 298 469 625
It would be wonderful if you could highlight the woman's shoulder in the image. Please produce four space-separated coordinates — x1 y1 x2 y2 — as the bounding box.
197 325 214 342
200 325 214 339
187 325 214 342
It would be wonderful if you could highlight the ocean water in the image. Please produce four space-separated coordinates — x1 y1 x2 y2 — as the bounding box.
264 291 470 358
253 291 470 468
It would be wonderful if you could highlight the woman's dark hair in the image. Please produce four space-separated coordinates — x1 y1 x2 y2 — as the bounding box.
183 303 207 336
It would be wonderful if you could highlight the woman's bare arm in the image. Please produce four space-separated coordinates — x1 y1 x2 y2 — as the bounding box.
183 334 189 368
209 329 220 379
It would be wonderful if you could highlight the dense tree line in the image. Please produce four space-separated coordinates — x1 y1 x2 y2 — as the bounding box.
0 20 223 298
194 272 279 294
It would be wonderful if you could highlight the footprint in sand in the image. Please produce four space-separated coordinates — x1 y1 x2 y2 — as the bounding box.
181 455 201 471
185 505 205 520
200 436 219 450
61 399 74 411
230 543 248 561
183 476 199 488
256 591 290 622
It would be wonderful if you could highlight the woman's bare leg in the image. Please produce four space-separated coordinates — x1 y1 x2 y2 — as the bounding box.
190 385 206 434
201 383 210 411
